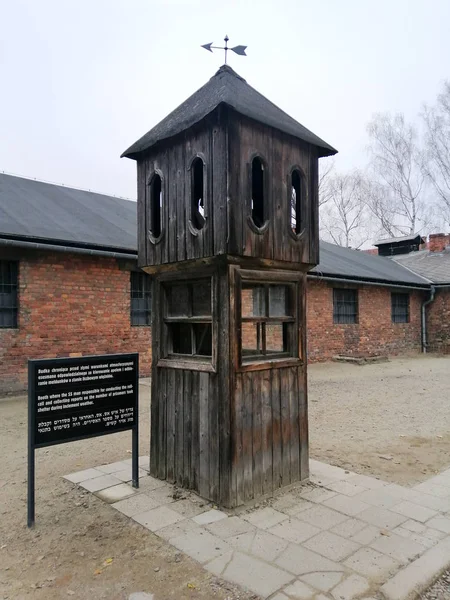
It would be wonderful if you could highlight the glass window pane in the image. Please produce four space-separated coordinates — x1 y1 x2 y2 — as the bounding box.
266 322 286 353
167 284 190 317
192 281 211 316
269 285 289 317
171 323 192 354
242 285 265 317
242 322 264 357
194 324 212 356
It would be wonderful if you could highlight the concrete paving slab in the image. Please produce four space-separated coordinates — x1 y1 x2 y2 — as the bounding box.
137 475 168 493
323 493 370 517
96 483 137 504
133 505 184 532
111 492 161 516
192 509 228 525
346 474 387 490
143 484 175 506
169 499 208 518
271 493 301 512
330 518 368 539
391 525 441 549
268 517 320 544
96 461 130 474
222 551 293 599
343 547 400 580
156 518 202 542
350 524 383 546
409 490 450 512
64 467 104 483
390 500 437 523
425 516 450 534
414 481 450 498
331 574 370 600
242 507 288 529
205 550 234 576
354 489 399 509
226 531 255 553
206 516 254 539
282 579 316 599
281 499 316 517
303 530 360 561
79 473 122 492
299 571 343 592
296 505 348 530
275 543 346 576
380 537 450 600
110 467 148 482
370 532 426 564
250 530 290 563
357 506 407 529
327 480 369 497
128 593 154 600
299 487 338 504
426 474 450 489
170 529 231 564
270 594 290 600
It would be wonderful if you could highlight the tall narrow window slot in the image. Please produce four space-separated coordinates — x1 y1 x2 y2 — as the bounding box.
149 174 162 239
191 157 205 230
291 169 303 235
251 157 265 228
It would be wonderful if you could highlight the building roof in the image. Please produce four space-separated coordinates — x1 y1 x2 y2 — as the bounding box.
122 65 337 159
311 240 429 287
374 233 425 246
0 173 430 288
0 173 137 252
393 250 450 284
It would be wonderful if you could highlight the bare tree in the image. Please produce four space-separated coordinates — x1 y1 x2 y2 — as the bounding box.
366 112 426 235
320 171 371 248
422 81 450 226
318 157 335 207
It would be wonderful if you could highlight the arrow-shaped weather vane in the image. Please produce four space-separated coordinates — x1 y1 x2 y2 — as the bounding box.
201 35 247 65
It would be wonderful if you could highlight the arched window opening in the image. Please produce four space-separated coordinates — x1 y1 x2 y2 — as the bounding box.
149 174 162 238
291 169 302 235
251 157 265 228
191 157 205 230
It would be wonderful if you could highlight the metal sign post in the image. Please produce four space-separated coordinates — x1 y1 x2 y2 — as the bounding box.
27 353 139 528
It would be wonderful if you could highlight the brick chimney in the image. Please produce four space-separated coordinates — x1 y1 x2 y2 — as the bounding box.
428 233 450 252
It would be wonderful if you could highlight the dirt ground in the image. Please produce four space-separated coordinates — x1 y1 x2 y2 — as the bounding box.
1 355 450 599
309 355 450 486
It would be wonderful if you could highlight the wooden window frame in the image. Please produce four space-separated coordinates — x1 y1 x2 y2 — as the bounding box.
333 288 359 324
235 268 302 372
247 154 270 234
0 260 18 329
147 170 164 244
391 292 410 323
288 166 307 240
157 271 217 372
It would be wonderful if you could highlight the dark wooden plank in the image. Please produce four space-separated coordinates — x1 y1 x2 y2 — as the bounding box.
176 141 186 263
252 370 263 500
271 368 282 491
260 368 272 495
166 369 176 483
150 276 162 478
158 368 167 480
137 161 147 268
209 375 220 503
234 373 244 506
190 371 200 492
212 111 228 256
242 371 253 502
168 145 178 264
299 363 309 481
218 266 231 507
198 371 210 498
183 370 192 488
175 369 184 486
280 368 291 486
161 148 170 265
289 366 300 483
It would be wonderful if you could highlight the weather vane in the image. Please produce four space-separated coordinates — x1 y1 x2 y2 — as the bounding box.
201 35 247 65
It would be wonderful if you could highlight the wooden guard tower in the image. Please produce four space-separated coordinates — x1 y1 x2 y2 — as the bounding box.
122 65 337 508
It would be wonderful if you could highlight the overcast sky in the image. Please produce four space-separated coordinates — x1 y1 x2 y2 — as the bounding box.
1 0 450 200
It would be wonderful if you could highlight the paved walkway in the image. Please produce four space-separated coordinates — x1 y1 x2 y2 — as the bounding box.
64 459 450 600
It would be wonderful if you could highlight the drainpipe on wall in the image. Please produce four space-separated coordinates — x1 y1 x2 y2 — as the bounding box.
421 285 436 353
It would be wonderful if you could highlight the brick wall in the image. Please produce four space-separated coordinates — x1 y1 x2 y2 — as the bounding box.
0 251 151 395
306 280 424 361
427 290 450 353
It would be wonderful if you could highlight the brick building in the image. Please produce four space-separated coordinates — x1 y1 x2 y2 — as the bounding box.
1 174 448 395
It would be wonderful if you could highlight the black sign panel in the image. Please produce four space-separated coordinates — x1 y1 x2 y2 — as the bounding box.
29 353 138 448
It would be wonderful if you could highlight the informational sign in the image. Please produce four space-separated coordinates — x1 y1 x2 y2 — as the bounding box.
28 353 139 527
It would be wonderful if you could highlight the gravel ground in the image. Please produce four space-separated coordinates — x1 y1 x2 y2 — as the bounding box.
422 568 450 599
308 355 450 486
1 355 450 599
